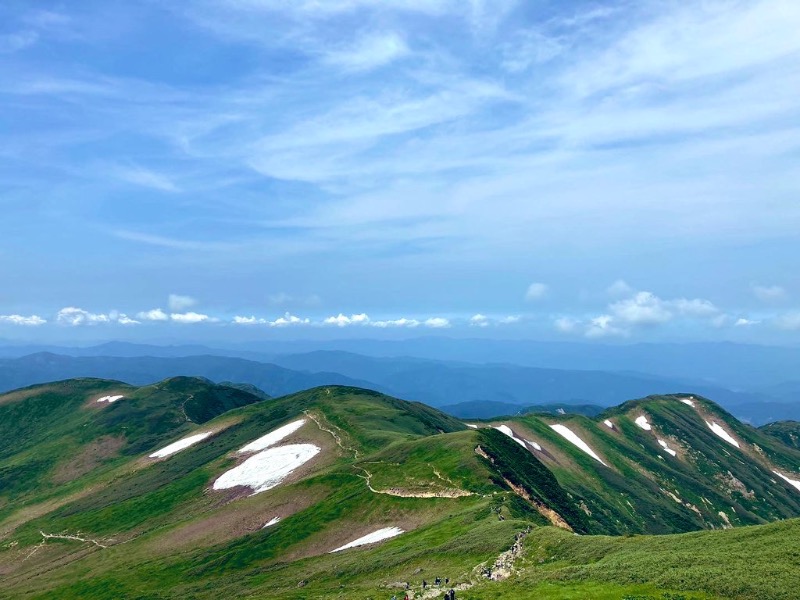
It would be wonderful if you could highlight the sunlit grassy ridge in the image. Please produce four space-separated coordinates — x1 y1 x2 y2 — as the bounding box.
1 382 799 599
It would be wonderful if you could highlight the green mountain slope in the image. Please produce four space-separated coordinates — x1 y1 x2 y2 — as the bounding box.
759 420 800 449
0 383 798 599
486 393 800 534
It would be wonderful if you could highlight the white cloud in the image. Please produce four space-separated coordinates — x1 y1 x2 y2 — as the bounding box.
371 318 421 328
606 280 633 297
735 317 759 327
324 32 409 72
170 312 210 324
525 282 549 301
56 307 111 326
498 315 520 324
610 291 718 326
470 313 490 327
609 292 672 325
585 315 627 338
554 316 579 333
556 287 720 337
323 313 371 327
233 315 264 325
137 308 169 321
0 314 47 326
752 284 787 302
424 317 450 328
671 298 719 318
116 314 140 325
168 294 197 311
269 312 310 327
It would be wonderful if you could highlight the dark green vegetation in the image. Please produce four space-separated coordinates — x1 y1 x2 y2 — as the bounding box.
760 420 800 449
1 381 799 599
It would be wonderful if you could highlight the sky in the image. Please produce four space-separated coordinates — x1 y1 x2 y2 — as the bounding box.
1 0 799 344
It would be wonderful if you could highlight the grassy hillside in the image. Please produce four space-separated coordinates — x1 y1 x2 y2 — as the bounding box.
760 420 800 449
1 383 799 599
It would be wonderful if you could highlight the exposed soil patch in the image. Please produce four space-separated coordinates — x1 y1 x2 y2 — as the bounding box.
155 485 327 553
52 435 126 484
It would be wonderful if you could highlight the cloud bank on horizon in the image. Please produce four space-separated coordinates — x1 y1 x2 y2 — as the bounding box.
0 0 798 342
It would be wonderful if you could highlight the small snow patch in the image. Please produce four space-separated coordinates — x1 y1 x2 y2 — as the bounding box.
263 517 281 528
494 425 528 449
524 439 543 451
331 527 404 552
706 421 740 448
465 423 478 429
149 432 212 459
658 439 677 457
603 419 614 429
773 471 800 493
680 398 696 407
549 424 607 466
635 415 652 431
239 418 307 454
213 443 320 495
97 395 124 404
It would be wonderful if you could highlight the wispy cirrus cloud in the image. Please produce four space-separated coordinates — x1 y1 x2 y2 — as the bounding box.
113 165 180 193
323 32 409 72
2 0 799 344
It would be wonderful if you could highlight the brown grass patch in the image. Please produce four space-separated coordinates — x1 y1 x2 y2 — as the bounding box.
51 435 126 484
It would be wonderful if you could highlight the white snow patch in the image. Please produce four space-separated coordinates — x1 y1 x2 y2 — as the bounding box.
331 527 404 552
149 432 213 458
213 443 320 495
635 415 652 431
238 418 307 453
524 439 543 451
494 425 527 449
658 439 677 457
549 424 607 466
263 517 281 528
465 423 478 429
705 421 740 448
603 419 614 429
97 395 124 404
773 471 800 493
680 398 696 407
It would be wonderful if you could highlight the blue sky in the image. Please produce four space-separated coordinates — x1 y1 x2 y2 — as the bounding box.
1 0 799 344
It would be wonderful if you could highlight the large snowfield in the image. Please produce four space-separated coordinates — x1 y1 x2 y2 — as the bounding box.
213 443 321 494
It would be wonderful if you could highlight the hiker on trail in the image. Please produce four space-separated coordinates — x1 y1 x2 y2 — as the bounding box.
422 579 427 589
403 594 409 600
449 589 456 599
445 577 449 585
435 576 441 586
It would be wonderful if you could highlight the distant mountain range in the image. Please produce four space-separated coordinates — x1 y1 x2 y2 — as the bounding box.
1 347 798 425
3 339 800 388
